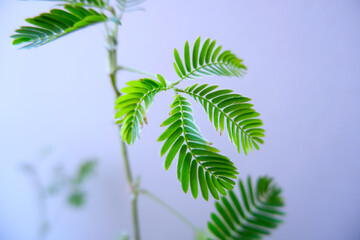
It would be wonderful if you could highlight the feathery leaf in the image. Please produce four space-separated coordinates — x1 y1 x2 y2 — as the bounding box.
115 76 167 144
12 4 110 49
159 95 239 200
208 176 285 240
173 37 247 82
183 84 265 155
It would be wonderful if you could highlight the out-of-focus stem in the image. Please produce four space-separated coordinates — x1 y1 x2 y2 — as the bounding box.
139 189 199 232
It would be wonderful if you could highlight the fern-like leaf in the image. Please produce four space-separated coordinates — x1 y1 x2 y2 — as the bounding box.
208 176 285 240
158 95 239 200
115 75 167 144
173 37 247 81
11 5 109 49
182 84 264 155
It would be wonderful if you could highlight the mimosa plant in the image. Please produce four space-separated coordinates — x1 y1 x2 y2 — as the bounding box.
12 1 285 239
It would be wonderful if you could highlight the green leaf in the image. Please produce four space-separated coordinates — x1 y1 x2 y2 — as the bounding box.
12 5 111 49
172 37 247 81
181 153 192 193
184 41 192 72
76 159 97 184
68 191 85 208
174 48 186 76
206 40 216 64
165 136 184 170
115 78 167 144
109 17 121 25
192 37 201 69
184 84 265 154
190 160 198 198
199 38 210 66
208 176 285 240
198 168 209 201
159 95 238 200
160 128 182 156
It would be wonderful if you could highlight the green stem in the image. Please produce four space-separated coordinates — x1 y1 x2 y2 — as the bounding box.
138 189 199 232
117 65 156 78
107 22 141 240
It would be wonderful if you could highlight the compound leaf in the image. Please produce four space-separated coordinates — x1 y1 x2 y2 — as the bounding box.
115 76 168 144
208 176 285 239
12 4 110 49
184 84 265 154
173 37 247 81
158 95 239 200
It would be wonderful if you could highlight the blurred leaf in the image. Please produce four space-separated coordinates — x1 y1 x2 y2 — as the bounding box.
194 230 211 240
75 159 97 185
207 176 285 240
68 191 86 208
118 232 130 240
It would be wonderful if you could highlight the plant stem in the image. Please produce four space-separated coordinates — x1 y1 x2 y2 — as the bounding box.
22 164 49 240
138 189 199 232
107 24 141 240
117 65 156 78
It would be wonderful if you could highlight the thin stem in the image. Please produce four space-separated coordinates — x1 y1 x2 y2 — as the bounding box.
138 189 199 232
22 164 49 240
117 65 156 78
107 21 141 240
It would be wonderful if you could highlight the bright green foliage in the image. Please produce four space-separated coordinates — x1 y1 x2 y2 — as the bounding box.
112 37 265 200
173 37 247 81
115 75 168 144
183 84 264 155
208 176 285 240
13 0 280 236
11 5 109 48
158 95 238 200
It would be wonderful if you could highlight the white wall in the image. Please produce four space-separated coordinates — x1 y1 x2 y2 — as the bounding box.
1 0 360 239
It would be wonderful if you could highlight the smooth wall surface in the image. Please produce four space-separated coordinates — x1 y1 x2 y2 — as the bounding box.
1 0 360 239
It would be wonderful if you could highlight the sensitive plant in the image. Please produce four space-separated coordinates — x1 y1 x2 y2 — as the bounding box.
12 1 285 239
